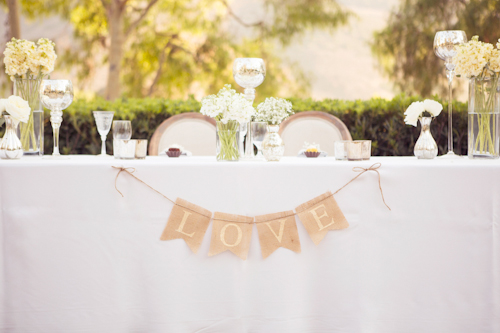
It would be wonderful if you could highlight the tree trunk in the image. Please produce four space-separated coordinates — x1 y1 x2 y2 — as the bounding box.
106 0 125 100
6 0 21 39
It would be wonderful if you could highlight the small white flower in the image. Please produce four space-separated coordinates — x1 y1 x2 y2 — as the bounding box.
423 99 443 117
5 95 30 125
404 101 424 127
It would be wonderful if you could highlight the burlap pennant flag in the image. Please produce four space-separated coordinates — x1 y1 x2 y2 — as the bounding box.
208 212 253 260
295 191 349 245
160 198 212 254
255 211 301 259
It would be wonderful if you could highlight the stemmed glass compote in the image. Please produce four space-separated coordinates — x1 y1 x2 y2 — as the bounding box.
434 30 467 158
251 121 268 160
93 111 115 157
39 80 74 160
233 58 266 160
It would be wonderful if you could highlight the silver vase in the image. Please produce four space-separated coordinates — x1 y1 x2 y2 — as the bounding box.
0 115 24 160
261 124 285 161
414 116 438 159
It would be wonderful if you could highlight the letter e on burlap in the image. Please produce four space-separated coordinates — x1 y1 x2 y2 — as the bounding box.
160 198 212 254
208 213 253 260
255 211 301 259
295 191 349 245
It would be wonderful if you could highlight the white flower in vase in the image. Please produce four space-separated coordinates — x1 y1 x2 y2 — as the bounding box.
255 97 294 125
404 99 442 127
3 96 31 125
200 84 255 123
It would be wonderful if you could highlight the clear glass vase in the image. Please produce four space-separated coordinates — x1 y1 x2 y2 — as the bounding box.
414 117 438 159
468 76 500 159
261 124 285 161
216 120 240 161
0 115 23 159
14 78 44 156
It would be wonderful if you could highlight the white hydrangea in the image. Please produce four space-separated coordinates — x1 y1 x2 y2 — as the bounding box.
404 99 443 127
200 84 255 124
254 97 293 125
453 36 493 78
3 37 57 79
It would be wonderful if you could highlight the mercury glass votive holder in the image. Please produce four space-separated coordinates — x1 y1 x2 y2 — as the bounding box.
347 141 363 161
356 140 372 160
335 140 350 160
114 139 136 159
135 140 148 159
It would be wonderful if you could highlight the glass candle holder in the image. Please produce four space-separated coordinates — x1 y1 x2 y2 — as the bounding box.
114 139 136 159
347 141 363 161
135 140 148 159
356 140 372 160
335 140 350 160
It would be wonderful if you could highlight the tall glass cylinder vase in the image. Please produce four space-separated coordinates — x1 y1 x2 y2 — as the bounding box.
468 76 500 159
14 78 44 156
216 120 240 161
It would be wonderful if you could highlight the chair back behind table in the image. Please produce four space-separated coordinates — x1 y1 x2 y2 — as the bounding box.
279 111 352 156
149 112 216 156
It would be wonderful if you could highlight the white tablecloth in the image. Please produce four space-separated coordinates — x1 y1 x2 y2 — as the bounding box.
0 156 499 332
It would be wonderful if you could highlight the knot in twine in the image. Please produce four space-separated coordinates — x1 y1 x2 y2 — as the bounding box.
333 163 391 211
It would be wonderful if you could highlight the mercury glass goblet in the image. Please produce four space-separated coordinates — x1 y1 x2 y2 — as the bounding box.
233 58 266 160
251 121 268 160
434 30 467 158
93 111 115 157
39 80 74 160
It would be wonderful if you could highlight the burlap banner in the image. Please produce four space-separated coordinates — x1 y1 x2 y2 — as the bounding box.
113 164 390 260
295 191 349 245
208 213 253 260
160 198 212 253
255 211 301 259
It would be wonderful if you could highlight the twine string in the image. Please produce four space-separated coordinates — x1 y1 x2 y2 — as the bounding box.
112 162 390 224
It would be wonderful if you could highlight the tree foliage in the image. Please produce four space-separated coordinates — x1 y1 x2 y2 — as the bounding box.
371 0 500 97
2 0 353 100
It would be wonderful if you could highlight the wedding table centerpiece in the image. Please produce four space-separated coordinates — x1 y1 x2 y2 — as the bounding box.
404 99 443 159
254 97 293 161
0 95 31 159
200 84 255 161
453 35 500 159
3 37 57 155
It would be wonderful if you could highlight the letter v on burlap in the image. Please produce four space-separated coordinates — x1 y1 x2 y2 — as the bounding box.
160 198 212 254
295 191 349 245
255 211 301 259
208 212 253 260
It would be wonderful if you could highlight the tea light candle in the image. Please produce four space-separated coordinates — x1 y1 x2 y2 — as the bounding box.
116 139 136 159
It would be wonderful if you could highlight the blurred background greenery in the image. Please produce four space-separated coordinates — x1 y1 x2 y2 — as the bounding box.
0 0 496 155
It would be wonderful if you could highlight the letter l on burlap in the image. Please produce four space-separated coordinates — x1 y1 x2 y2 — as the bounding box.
160 198 212 254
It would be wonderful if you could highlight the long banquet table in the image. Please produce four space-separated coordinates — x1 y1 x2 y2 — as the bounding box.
0 155 499 332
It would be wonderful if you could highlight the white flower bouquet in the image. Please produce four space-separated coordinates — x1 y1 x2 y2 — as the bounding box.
3 37 57 153
404 99 443 127
200 85 255 161
453 36 500 157
254 97 293 125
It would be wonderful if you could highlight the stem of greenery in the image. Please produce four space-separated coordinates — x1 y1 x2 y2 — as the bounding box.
216 120 240 161
472 74 498 156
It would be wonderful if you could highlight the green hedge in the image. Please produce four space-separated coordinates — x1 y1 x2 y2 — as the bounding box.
2 95 468 156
